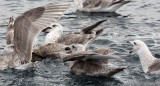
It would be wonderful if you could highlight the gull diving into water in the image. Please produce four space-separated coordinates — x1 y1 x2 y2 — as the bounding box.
128 40 160 74
0 2 72 70
74 0 132 12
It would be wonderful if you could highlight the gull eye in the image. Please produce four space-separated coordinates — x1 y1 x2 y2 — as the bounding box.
52 25 56 27
65 47 70 51
72 45 75 48
134 42 137 45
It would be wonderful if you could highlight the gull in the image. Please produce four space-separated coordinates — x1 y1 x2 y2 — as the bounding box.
74 0 132 12
32 28 104 61
63 48 126 77
128 40 160 74
58 19 107 45
32 19 106 61
0 2 72 70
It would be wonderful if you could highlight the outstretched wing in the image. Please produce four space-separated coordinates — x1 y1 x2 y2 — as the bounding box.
82 19 107 34
14 3 71 63
63 51 124 62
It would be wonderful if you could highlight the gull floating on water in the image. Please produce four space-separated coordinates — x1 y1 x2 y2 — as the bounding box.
74 0 132 12
0 2 72 70
63 48 126 77
128 40 160 74
32 28 104 61
32 20 106 60
58 19 107 45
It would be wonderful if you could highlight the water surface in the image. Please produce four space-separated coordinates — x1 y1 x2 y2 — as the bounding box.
0 0 160 86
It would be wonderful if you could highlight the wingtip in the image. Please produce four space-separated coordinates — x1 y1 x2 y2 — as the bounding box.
82 19 108 33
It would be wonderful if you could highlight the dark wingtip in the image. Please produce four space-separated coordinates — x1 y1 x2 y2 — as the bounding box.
82 19 107 34
96 28 104 35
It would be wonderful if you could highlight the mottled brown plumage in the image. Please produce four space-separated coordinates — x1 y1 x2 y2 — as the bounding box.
13 3 72 64
32 43 71 60
147 59 160 73
74 0 131 12
1 3 72 69
63 48 126 77
58 19 107 45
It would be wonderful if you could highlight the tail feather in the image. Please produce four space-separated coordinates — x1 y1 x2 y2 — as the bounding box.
106 67 126 77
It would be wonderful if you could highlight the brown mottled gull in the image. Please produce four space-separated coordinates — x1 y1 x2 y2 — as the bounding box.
63 48 126 77
1 2 72 70
74 0 132 12
58 19 107 45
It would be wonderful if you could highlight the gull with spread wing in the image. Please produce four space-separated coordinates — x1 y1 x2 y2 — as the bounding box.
1 2 72 70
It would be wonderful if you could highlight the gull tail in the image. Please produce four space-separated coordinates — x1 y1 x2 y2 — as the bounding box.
106 67 126 77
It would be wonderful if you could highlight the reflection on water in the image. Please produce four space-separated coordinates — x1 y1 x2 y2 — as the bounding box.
0 0 160 86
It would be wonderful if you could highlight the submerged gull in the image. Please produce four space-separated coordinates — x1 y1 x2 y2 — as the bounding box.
63 48 126 77
128 40 160 74
0 2 72 70
74 0 131 12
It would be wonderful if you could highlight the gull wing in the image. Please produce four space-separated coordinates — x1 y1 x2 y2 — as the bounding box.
82 19 107 34
63 51 124 62
82 0 115 9
58 34 93 45
63 51 96 62
13 3 71 63
92 48 115 55
58 28 105 46
147 59 160 73
109 0 131 7
82 0 103 8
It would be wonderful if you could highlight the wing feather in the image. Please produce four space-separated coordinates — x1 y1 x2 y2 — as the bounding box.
14 2 71 63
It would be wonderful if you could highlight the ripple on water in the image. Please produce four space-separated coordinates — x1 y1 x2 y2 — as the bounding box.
0 0 160 86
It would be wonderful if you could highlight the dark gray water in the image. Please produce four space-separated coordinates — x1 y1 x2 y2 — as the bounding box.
0 0 160 86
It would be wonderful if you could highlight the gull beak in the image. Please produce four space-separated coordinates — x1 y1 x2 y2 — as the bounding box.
127 41 134 54
42 27 52 33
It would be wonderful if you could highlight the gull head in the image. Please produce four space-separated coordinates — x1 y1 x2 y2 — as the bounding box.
127 40 147 54
65 44 85 53
42 23 63 33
